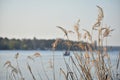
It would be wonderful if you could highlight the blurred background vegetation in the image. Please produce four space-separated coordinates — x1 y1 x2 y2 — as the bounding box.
0 37 84 50
0 37 119 51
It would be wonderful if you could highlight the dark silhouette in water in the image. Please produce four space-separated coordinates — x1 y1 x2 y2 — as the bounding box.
63 51 70 56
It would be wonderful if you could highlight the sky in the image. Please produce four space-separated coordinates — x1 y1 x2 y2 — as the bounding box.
0 0 120 46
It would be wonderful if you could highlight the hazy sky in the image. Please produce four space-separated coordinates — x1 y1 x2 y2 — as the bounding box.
0 0 120 46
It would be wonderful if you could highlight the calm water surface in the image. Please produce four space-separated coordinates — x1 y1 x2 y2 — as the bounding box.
0 50 119 80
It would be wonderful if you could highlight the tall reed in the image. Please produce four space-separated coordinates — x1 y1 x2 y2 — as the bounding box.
56 5 119 80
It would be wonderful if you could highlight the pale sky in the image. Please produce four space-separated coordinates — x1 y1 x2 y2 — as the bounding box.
0 0 120 46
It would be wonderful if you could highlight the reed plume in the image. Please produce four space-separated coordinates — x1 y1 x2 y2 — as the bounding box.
92 6 104 30
33 52 41 57
52 38 61 49
4 61 11 67
57 26 68 39
74 19 81 41
74 19 80 32
103 26 114 38
97 5 104 22
83 29 92 42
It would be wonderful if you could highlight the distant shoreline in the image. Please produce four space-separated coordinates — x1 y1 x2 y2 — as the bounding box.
0 37 120 51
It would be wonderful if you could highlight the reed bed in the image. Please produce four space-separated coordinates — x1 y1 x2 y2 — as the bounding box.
1 6 120 80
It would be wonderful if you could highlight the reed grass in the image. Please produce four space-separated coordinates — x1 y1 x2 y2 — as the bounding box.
27 63 36 80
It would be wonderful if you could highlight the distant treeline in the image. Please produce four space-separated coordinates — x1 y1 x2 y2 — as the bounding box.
0 37 119 51
0 37 87 50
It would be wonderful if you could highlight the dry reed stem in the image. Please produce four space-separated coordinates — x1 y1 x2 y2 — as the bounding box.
70 56 84 79
83 32 87 40
39 57 49 80
77 43 85 50
84 52 90 59
60 68 67 80
87 44 93 52
15 53 24 80
48 59 53 69
27 63 36 80
116 52 120 70
15 53 19 59
27 56 34 61
52 38 61 49
64 41 72 47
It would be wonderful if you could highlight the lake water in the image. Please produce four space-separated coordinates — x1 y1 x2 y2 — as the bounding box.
0 50 119 80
